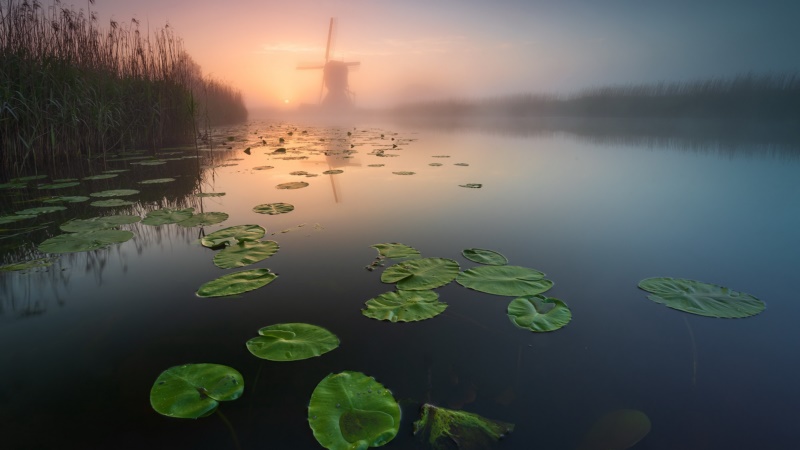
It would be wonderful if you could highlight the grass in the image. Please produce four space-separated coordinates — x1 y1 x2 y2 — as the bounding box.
0 0 247 176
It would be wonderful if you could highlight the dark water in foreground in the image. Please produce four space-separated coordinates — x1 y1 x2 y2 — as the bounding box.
1 120 799 449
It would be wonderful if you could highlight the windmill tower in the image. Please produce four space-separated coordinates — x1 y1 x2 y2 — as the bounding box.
297 18 360 109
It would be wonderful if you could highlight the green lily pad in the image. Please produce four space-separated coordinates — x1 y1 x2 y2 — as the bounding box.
308 371 401 450
0 214 37 224
43 196 90 203
213 240 279 269
323 169 343 175
0 258 54 272
177 212 229 227
149 363 243 419
459 184 482 189
15 206 67 215
38 230 134 253
37 182 80 189
103 169 129 174
90 189 140 197
507 295 572 332
60 215 140 232
392 171 415 175
141 208 195 226
362 290 447 322
253 203 294 215
276 181 309 190
196 192 225 197
12 175 48 182
52 178 78 182
91 199 135 207
371 243 420 259
134 160 166 166
457 265 553 296
0 182 28 189
246 323 339 361
82 174 118 180
139 178 175 184
638 277 765 318
200 224 266 249
196 268 277 297
462 248 508 266
381 257 460 291
578 409 651 450
413 403 514 450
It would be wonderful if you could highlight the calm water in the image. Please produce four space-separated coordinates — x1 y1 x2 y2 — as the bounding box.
1 119 799 449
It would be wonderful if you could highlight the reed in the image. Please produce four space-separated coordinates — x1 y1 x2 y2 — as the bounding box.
0 0 247 175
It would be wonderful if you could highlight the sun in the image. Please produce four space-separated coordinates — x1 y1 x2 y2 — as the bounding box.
284 99 290 104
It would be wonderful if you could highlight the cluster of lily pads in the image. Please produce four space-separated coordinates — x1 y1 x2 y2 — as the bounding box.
363 243 572 333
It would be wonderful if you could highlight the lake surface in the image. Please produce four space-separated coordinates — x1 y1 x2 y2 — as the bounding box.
1 119 799 449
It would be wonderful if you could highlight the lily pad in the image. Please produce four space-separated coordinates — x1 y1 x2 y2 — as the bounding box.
82 174 118 180
392 171 415 175
38 230 134 253
462 248 508 266
454 163 469 166
323 169 344 175
0 214 37 224
253 166 274 170
363 290 447 322
368 164 385 167
459 184 482 189
429 163 443 167
141 208 195 226
37 182 80 189
253 203 294 215
60 215 140 232
413 403 514 450
149 363 243 419
213 240 279 269
246 323 339 361
371 243 420 259
134 160 166 166
90 189 139 197
0 258 54 272
177 212 229 227
139 178 175 184
200 225 266 249
11 175 48 182
381 257 460 291
308 371 400 450
276 181 309 190
91 199 135 207
638 277 765 318
507 295 572 332
578 409 651 450
43 196 90 203
15 206 67 216
457 265 553 296
195 192 225 197
196 268 277 297
0 182 28 189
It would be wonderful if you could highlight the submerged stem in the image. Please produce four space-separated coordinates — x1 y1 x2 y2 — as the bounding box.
215 409 241 450
683 316 698 387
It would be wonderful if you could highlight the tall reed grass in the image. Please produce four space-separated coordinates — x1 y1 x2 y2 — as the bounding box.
0 0 247 174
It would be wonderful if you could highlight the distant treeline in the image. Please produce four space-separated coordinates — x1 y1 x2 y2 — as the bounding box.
0 0 247 172
389 73 800 121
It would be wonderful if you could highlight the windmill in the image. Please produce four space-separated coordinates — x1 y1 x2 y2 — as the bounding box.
297 18 360 109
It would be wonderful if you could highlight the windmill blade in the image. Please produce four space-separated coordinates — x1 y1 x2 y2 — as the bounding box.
324 18 336 63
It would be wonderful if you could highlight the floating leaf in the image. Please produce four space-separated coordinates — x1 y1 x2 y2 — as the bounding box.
200 224 266 249
368 164 384 167
578 409 651 450
290 171 309 176
308 371 400 450
0 214 36 224
462 248 507 266
454 163 469 166
195 192 225 197
90 189 139 198
149 363 243 419
141 208 195 226
82 174 118 180
507 295 571 332
362 290 447 322
139 178 175 184
381 257 460 291
0 258 53 272
253 203 294 215
196 268 277 297
37 182 80 189
371 243 420 259
133 160 166 166
213 240 279 268
91 199 135 207
432 155 450 158
638 277 765 318
103 169 129 174
459 184 482 189
323 169 343 175
246 323 339 361
52 178 78 182
276 181 309 189
43 196 90 203
60 215 140 232
0 182 27 189
457 265 553 296
253 165 274 170
177 212 229 227
15 206 67 215
429 163 443 167
392 171 415 175
38 230 134 253
413 403 513 450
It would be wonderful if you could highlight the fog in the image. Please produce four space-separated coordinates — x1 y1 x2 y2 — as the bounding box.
63 0 800 111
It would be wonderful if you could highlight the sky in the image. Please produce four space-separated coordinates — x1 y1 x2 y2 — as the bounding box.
64 0 800 110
